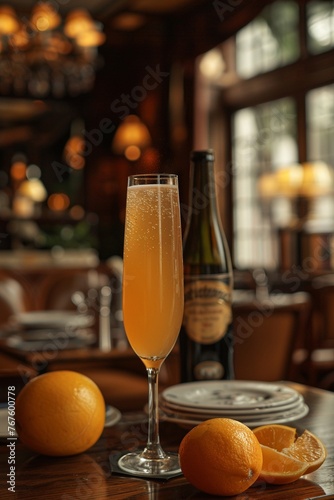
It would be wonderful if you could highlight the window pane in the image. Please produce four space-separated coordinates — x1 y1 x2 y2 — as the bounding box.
232 98 297 269
307 0 334 54
307 84 334 164
236 1 299 79
306 84 334 226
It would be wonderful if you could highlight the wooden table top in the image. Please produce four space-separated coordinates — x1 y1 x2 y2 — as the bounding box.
1 382 334 500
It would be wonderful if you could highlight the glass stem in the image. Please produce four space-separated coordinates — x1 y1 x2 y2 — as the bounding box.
143 366 166 459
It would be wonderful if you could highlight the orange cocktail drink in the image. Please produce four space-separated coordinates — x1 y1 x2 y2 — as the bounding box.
123 182 183 369
119 173 183 477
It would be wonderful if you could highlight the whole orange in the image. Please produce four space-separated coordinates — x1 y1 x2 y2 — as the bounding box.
179 418 263 496
15 370 106 456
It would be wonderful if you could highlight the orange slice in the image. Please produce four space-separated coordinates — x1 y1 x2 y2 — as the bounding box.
282 429 327 474
260 445 309 484
253 424 297 452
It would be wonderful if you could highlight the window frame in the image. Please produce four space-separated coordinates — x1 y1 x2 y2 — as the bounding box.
214 1 334 268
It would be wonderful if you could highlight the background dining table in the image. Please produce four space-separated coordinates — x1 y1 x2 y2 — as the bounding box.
0 382 334 500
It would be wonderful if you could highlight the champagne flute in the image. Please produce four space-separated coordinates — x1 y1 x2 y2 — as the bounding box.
118 173 184 477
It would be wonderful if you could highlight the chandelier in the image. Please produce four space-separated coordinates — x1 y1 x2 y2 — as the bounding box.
0 3 106 98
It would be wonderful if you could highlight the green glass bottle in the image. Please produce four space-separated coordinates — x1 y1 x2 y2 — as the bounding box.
179 150 234 382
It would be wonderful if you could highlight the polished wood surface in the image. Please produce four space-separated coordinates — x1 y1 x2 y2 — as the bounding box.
1 382 333 500
0 352 36 404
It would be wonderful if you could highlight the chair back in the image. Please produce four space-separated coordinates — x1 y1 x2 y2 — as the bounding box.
0 270 32 326
233 292 311 381
311 275 334 349
36 268 110 311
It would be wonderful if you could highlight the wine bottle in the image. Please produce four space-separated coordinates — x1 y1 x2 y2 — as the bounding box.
179 149 234 382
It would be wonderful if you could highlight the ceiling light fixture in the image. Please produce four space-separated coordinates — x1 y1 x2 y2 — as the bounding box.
0 3 106 98
112 115 151 161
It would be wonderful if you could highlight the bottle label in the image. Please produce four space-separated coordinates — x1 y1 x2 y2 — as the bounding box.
194 361 224 380
183 275 232 344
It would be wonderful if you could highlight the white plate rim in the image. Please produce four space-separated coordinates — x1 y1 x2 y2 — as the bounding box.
160 401 307 422
12 311 94 329
162 381 300 410
5 330 96 351
0 405 122 438
160 402 309 429
160 393 304 416
104 405 122 427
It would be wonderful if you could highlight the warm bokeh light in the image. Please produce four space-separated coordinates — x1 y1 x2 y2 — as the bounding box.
63 135 86 170
48 193 70 212
112 115 151 161
10 161 26 181
64 9 95 38
70 205 85 220
11 27 30 49
258 162 334 199
31 3 61 32
0 6 19 35
199 48 225 80
111 13 146 31
0 5 104 98
125 145 141 161
18 179 47 202
75 29 106 47
300 161 334 197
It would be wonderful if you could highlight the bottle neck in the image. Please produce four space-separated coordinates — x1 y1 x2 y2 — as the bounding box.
185 157 219 236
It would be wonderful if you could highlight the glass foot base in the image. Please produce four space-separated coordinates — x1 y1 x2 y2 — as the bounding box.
118 451 181 478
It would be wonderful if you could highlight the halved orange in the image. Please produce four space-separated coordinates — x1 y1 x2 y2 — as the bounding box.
253 424 327 482
253 424 297 452
282 429 327 474
260 445 309 484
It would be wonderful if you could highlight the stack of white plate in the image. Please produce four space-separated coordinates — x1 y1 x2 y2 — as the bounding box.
4 311 95 351
11 311 94 331
159 380 309 429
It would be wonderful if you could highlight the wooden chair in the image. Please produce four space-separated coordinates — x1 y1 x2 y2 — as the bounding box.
35 267 110 311
233 292 311 382
306 275 334 389
34 266 164 411
0 270 33 327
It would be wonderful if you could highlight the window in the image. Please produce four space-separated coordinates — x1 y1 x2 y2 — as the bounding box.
307 0 334 54
232 99 297 268
196 0 334 270
236 1 299 79
306 84 334 227
307 84 334 163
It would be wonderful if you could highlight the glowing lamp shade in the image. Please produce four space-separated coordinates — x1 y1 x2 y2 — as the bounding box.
31 3 61 32
275 164 304 197
257 172 277 198
299 161 334 197
64 9 95 38
0 4 105 98
112 115 151 160
75 28 106 47
258 161 334 199
199 48 225 80
0 6 19 35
